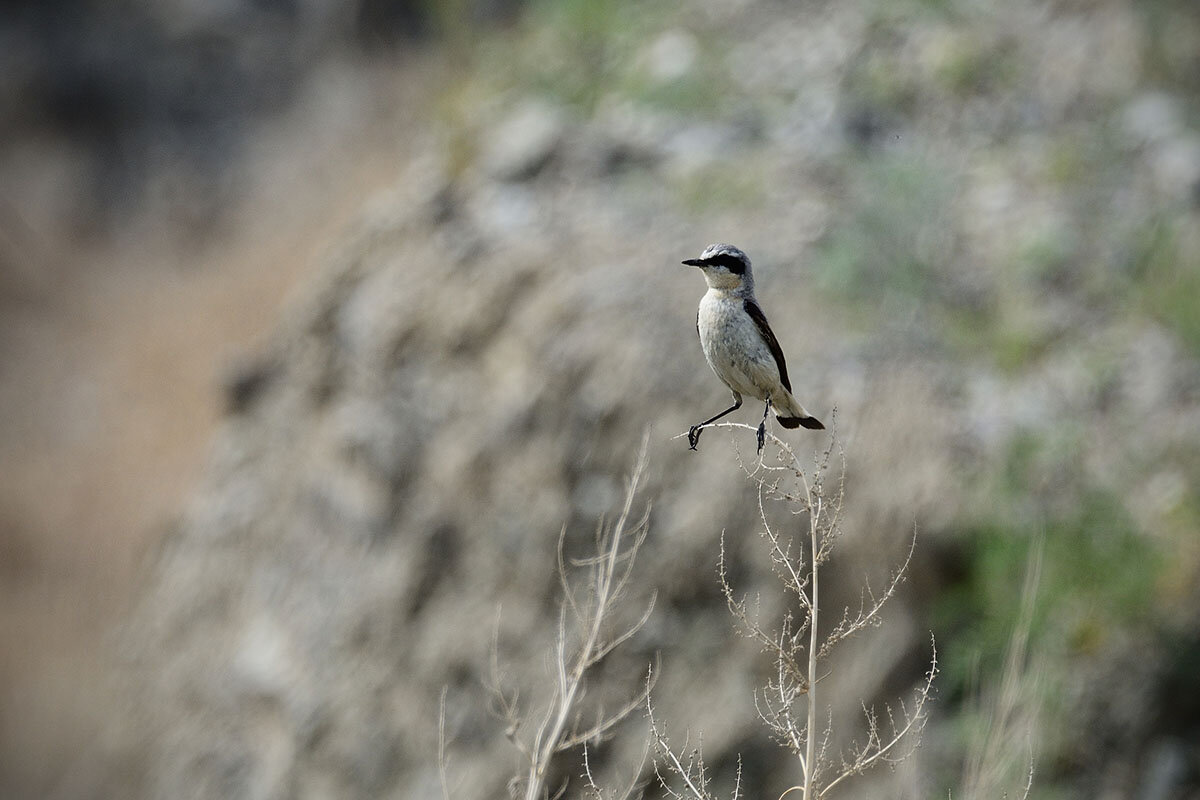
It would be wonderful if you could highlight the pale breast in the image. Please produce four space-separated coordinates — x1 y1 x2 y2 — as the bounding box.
697 291 779 399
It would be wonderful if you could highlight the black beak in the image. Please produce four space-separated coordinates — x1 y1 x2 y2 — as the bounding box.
682 258 704 267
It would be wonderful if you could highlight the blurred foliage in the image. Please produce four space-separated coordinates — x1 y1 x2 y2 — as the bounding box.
674 160 768 213
1136 0 1200 94
445 0 733 119
523 0 732 115
933 33 1020 100
935 431 1166 794
814 155 958 301
512 0 644 110
1130 216 1200 356
941 492 1160 695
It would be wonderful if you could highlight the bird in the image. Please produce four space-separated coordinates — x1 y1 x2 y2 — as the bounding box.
682 243 823 452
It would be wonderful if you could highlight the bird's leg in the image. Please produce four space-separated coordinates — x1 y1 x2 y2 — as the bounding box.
688 395 743 450
757 400 771 453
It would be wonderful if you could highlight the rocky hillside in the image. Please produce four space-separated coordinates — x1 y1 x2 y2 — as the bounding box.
72 0 1200 797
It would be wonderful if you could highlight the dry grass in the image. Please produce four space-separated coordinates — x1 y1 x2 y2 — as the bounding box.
959 542 1043 800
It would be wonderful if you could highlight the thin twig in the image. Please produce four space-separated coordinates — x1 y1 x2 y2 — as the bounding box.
438 687 452 800
495 431 656 800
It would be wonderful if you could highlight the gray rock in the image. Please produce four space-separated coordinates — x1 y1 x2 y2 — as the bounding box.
1149 135 1200 203
641 29 698 84
479 98 568 181
1122 92 1185 146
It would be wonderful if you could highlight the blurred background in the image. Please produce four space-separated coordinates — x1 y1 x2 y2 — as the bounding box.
1 0 1199 797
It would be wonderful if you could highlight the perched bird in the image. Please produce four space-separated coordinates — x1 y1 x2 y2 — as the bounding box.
682 243 823 452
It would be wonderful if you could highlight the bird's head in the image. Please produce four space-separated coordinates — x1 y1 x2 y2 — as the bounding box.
682 243 753 291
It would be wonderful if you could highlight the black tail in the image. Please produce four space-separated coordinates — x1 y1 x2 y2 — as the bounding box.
778 415 824 430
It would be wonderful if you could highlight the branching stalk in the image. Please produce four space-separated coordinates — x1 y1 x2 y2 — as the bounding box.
473 431 656 800
655 421 936 799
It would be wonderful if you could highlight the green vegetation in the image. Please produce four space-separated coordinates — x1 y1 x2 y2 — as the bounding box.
452 0 731 118
940 431 1164 687
1129 216 1200 356
933 431 1165 797
813 156 958 301
1135 0 1200 93
673 159 768 213
944 493 1160 686
933 34 1020 99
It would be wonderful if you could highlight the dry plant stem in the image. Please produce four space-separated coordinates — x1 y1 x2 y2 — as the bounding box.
583 736 650 800
817 642 937 798
961 541 1042 800
438 687 452 800
515 432 654 800
663 422 936 800
653 728 709 799
804 478 819 798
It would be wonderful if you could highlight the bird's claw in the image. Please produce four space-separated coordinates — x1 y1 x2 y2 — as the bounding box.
756 421 766 453
688 425 702 450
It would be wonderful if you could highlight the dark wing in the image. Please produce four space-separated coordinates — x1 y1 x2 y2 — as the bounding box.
696 309 700 341
743 298 791 392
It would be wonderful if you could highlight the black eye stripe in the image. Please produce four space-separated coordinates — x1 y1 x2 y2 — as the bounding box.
703 253 747 274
